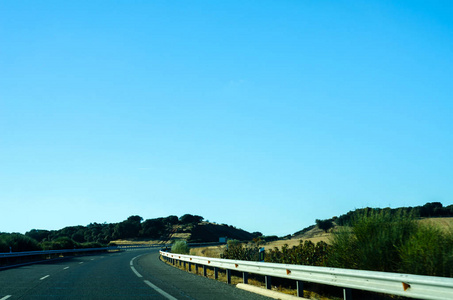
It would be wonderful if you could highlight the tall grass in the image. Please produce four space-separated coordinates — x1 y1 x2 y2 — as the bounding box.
329 209 453 277
399 225 453 277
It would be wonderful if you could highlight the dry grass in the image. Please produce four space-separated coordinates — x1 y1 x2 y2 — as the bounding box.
190 245 226 258
262 235 331 251
170 232 191 240
419 217 453 231
111 239 163 245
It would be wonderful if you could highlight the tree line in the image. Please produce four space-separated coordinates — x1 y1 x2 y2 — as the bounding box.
293 202 453 236
1 214 204 253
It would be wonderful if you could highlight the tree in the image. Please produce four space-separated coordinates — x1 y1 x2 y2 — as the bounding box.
112 216 143 239
179 214 204 224
140 218 166 238
25 229 50 243
316 219 334 232
164 215 179 225
420 202 443 217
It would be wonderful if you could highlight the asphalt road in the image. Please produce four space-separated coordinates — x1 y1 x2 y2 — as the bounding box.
0 249 272 300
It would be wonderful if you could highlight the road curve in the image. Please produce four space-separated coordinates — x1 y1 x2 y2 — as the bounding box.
0 249 271 300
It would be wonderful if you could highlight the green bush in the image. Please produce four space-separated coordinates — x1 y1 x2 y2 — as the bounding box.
222 239 331 266
40 237 78 250
399 225 453 277
171 240 190 254
222 240 260 261
266 240 330 266
329 209 416 272
326 226 358 269
328 209 453 277
0 233 40 252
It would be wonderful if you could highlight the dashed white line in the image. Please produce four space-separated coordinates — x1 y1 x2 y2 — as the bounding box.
129 254 177 299
79 262 84 264
130 254 144 277
40 275 50 280
0 295 12 300
144 280 178 300
64 267 70 270
131 266 143 278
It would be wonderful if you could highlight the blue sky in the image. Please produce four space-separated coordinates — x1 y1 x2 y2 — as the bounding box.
1 1 452 236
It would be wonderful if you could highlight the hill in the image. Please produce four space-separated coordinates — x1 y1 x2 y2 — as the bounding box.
16 214 256 252
259 202 453 251
188 222 255 243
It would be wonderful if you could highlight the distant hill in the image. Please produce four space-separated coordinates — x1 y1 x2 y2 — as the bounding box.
293 201 453 238
188 222 255 243
22 214 257 249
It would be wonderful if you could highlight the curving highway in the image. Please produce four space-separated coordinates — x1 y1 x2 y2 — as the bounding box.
0 249 271 299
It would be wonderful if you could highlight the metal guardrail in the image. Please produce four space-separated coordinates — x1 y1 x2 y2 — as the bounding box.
160 251 453 300
0 247 118 258
114 242 226 250
116 245 161 249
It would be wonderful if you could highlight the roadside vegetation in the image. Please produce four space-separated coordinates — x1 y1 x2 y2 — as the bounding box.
171 240 190 254
221 202 453 278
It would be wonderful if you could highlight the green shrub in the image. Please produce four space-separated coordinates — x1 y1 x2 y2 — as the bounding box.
329 209 416 272
327 226 358 269
80 242 104 249
399 225 453 277
222 240 260 261
171 240 190 254
266 240 330 266
0 233 40 252
40 237 79 250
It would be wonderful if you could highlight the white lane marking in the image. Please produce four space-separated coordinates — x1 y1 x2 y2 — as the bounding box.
131 266 143 278
144 280 178 300
40 275 50 280
79 262 84 264
130 254 144 277
0 295 12 300
64 267 70 270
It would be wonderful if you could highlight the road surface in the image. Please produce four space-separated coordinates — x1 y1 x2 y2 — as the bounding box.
0 249 272 299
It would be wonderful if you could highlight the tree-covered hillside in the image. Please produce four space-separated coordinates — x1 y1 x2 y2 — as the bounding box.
293 202 453 237
1 214 254 253
25 214 204 246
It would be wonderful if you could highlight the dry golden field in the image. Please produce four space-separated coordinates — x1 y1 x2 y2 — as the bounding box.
419 217 453 231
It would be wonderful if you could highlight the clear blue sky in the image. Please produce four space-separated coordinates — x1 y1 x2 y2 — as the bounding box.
1 1 452 236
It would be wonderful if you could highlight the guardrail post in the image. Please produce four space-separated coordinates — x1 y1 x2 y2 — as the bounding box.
243 272 248 284
188 262 192 272
226 269 231 284
297 281 304 297
183 261 186 269
265 275 272 290
343 288 352 300
195 264 199 274
203 265 207 277
214 267 219 279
